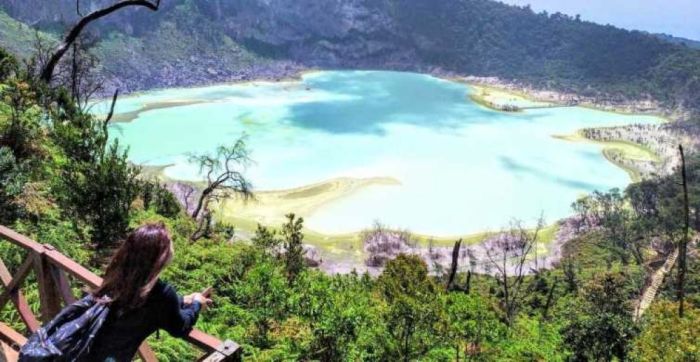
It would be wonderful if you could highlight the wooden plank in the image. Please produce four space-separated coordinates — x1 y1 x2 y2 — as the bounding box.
200 340 242 362
0 254 35 312
50 266 76 305
1 341 20 362
0 226 43 254
137 342 158 362
0 258 39 332
34 255 63 323
187 329 222 351
44 249 102 289
0 323 27 350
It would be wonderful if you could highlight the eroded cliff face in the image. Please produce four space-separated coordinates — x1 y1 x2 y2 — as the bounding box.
1 0 176 26
207 0 413 66
1 0 411 63
1 0 697 118
0 0 422 91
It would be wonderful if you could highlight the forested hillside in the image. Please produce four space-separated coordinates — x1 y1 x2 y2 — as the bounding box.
1 0 699 117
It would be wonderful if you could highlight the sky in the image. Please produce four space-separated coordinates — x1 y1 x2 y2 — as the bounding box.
499 0 700 41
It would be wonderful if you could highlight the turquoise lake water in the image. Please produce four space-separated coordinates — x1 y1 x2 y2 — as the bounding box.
106 71 661 236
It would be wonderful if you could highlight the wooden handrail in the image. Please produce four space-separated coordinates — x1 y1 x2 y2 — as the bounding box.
0 322 27 350
0 225 241 361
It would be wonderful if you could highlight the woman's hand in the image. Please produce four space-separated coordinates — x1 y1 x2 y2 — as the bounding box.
183 292 212 310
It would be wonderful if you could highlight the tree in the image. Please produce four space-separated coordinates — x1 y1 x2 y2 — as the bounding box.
626 174 685 254
592 189 643 265
226 258 288 348
495 316 567 361
486 218 544 326
252 223 283 253
445 293 503 360
40 0 162 83
376 254 441 361
563 272 638 361
631 301 700 361
446 239 471 293
57 141 140 252
53 36 105 111
282 213 306 284
138 178 182 218
293 272 385 361
0 147 26 223
677 145 690 317
188 138 253 241
1 80 41 160
0 48 17 81
188 138 253 220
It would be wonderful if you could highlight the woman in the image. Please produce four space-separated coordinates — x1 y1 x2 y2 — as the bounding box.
84 222 211 361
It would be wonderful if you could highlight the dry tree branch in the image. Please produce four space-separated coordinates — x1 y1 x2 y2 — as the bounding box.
104 89 120 124
41 0 161 83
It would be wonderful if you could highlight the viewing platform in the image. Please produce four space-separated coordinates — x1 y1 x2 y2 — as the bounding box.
0 226 242 362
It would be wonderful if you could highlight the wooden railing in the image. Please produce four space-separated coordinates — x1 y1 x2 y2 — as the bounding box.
0 226 241 361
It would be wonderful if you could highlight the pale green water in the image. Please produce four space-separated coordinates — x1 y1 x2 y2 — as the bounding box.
105 71 661 236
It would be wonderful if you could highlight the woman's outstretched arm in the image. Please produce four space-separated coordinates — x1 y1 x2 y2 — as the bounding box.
159 284 202 338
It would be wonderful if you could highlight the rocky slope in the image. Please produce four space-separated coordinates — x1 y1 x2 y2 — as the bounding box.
1 0 699 117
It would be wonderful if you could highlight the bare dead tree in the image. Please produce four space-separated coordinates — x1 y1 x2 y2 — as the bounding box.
486 218 544 326
40 0 162 83
445 244 472 294
103 89 120 126
678 144 690 317
26 32 53 77
182 186 195 214
446 239 472 293
362 221 413 267
97 88 120 149
52 36 105 110
188 138 253 241
446 239 462 291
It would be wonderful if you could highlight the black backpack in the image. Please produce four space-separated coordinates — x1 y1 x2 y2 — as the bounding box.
19 295 111 362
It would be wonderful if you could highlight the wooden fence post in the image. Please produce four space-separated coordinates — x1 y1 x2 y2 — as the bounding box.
34 253 63 323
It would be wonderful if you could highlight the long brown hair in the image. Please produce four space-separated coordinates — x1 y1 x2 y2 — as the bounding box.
94 222 173 309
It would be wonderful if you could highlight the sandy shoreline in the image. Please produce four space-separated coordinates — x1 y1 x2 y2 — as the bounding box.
454 75 680 121
449 75 686 181
214 176 401 228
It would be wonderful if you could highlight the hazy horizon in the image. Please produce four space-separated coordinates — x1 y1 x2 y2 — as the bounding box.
500 0 700 41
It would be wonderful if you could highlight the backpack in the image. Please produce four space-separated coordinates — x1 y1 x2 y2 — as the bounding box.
19 295 112 362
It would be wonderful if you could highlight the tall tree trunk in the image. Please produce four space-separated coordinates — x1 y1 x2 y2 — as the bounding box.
503 273 511 326
192 187 213 219
190 209 212 242
446 239 462 291
678 145 690 317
